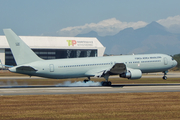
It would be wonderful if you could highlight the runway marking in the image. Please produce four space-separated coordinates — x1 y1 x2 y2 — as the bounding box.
124 86 180 89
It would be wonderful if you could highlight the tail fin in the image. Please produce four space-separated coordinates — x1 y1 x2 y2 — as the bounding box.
3 29 42 65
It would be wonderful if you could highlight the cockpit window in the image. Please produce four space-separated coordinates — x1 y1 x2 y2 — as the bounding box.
172 58 174 60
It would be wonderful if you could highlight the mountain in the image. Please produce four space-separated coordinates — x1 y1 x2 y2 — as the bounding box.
76 31 99 37
76 21 180 55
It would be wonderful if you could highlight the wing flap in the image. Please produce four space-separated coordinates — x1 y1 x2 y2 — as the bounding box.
109 63 126 74
85 67 110 77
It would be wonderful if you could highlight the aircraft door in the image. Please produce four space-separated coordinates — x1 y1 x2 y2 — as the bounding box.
164 57 168 65
49 64 54 72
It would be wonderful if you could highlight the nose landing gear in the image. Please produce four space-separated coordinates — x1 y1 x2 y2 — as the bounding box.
162 71 168 80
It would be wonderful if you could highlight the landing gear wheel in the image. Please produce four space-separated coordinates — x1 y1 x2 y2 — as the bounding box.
162 71 168 80
108 81 111 86
162 76 167 80
101 81 112 86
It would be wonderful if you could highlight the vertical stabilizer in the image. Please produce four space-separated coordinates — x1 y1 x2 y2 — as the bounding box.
3 29 42 65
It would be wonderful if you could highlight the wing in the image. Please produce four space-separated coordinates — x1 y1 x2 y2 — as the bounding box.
85 63 127 77
109 63 126 75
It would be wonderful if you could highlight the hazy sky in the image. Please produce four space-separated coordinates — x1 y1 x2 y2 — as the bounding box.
1 0 180 36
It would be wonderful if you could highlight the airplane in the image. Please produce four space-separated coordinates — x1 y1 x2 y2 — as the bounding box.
3 29 177 86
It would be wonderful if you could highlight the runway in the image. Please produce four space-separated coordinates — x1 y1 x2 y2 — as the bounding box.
1 84 180 96
0 72 180 95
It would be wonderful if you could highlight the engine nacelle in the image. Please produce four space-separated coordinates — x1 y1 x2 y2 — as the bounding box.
119 69 142 79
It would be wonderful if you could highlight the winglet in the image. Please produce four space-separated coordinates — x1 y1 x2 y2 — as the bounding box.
3 29 42 65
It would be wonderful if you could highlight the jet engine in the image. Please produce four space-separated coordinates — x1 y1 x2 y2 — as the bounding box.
119 69 142 79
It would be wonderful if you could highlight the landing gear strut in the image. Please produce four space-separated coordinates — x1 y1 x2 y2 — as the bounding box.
101 73 112 86
84 77 90 83
162 71 168 80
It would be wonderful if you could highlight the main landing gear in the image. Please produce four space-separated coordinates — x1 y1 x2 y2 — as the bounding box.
84 77 90 83
162 71 168 80
101 73 112 86
83 74 112 86
101 81 112 86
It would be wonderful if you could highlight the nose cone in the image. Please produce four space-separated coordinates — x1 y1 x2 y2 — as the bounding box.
173 60 178 67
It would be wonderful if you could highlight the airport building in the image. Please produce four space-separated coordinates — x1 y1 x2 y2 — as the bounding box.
0 36 105 66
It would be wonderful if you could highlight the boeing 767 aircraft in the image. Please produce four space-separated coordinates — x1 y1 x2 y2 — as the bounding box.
3 29 177 86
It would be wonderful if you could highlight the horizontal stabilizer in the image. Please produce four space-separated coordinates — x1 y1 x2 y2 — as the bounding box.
0 59 13 68
16 66 38 71
1 64 14 68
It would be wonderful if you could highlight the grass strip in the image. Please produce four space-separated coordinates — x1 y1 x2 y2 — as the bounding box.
0 92 180 120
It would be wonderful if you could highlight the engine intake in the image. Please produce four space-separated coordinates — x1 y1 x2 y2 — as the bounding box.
120 69 142 79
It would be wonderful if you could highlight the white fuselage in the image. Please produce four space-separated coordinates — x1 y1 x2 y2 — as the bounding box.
9 53 177 79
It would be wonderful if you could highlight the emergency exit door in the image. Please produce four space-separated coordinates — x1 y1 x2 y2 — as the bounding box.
164 57 168 65
49 64 54 72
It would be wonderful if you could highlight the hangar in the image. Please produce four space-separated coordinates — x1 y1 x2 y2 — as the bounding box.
0 36 105 66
